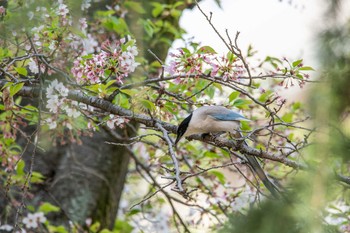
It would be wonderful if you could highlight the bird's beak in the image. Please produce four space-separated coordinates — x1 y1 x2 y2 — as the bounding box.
174 134 181 146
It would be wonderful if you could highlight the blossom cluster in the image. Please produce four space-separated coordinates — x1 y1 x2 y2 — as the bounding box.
45 79 81 129
325 201 350 232
0 212 47 232
165 48 244 82
22 212 47 229
71 38 139 84
23 2 95 64
106 114 130 129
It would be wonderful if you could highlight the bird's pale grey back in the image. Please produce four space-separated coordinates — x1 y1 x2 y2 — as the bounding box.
183 106 246 137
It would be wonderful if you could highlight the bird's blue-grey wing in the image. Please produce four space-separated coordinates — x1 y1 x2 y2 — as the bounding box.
210 111 247 121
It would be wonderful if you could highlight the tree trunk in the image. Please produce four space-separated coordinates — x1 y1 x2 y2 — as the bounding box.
0 0 200 229
47 130 132 229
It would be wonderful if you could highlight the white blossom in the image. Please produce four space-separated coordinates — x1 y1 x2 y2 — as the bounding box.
46 95 60 113
33 212 46 223
55 83 69 97
31 25 44 33
45 117 57 129
106 114 116 129
57 4 69 16
49 41 56 50
64 106 81 118
15 229 27 233
119 51 139 73
0 6 5 15
81 0 91 11
0 224 13 231
47 79 69 98
28 59 39 74
22 213 38 229
106 114 129 129
127 45 138 56
46 80 69 113
27 11 34 20
65 122 73 130
22 212 46 229
82 34 98 54
324 215 347 225
79 18 88 31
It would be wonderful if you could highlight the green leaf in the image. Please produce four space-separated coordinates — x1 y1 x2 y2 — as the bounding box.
247 44 257 57
240 121 251 131
39 202 60 214
164 102 177 115
209 170 226 185
16 160 25 176
292 59 303 67
198 46 216 54
105 79 116 88
296 74 303 79
228 91 240 102
203 151 221 159
90 222 100 233
116 93 131 109
1 82 13 90
256 143 266 151
151 2 164 17
114 220 133 233
120 89 138 96
258 90 273 103
124 2 145 14
8 143 22 153
264 56 282 69
47 225 68 233
140 99 156 111
82 54 93 59
15 67 28 76
281 112 293 123
31 171 45 183
181 47 191 55
99 229 113 233
140 19 154 37
227 51 236 63
214 0 222 8
173 1 185 8
0 47 13 59
299 66 314 71
150 60 162 68
204 86 215 99
103 17 129 35
292 102 301 110
213 82 223 92
170 8 181 18
10 82 24 96
127 209 141 216
233 99 251 109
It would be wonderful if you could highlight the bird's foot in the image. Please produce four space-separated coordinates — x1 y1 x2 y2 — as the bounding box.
201 132 224 141
201 133 211 140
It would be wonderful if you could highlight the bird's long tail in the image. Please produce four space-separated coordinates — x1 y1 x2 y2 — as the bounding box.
239 132 281 198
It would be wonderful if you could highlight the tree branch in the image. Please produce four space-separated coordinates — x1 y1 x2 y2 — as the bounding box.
0 80 307 170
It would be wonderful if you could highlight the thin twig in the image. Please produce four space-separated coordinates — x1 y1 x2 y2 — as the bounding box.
155 122 185 194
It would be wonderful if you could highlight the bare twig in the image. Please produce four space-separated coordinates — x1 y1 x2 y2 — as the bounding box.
14 34 44 230
155 122 185 194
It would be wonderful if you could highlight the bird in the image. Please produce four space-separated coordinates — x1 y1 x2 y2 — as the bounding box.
175 105 280 198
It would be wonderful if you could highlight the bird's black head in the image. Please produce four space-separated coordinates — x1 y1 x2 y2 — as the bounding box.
175 113 192 145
